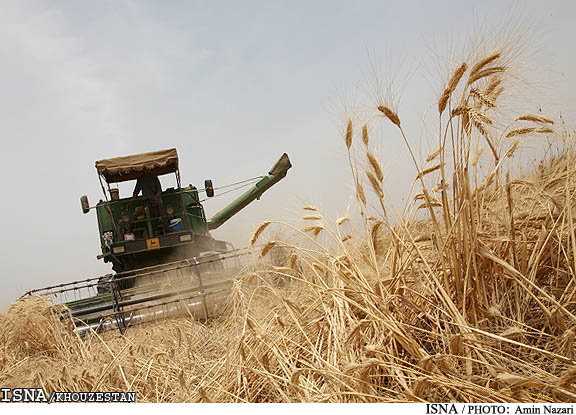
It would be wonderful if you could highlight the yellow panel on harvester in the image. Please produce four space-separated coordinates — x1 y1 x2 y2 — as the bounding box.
146 238 160 250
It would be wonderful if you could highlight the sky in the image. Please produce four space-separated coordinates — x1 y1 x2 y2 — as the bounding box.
0 0 575 307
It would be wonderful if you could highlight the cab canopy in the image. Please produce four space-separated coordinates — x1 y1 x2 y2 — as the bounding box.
95 148 179 183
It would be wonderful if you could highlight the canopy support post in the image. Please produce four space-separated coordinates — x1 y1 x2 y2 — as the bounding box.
98 175 117 233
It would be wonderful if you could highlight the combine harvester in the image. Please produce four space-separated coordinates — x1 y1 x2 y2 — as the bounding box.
23 148 291 334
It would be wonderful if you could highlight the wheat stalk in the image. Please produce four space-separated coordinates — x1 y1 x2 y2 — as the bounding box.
468 66 507 85
468 108 492 136
506 127 535 138
336 217 349 226
469 52 501 78
470 88 495 108
362 125 369 146
303 224 324 238
377 105 401 127
417 199 442 209
472 146 484 167
345 119 353 149
426 147 443 163
417 163 442 178
451 105 468 117
505 139 520 158
251 221 271 245
366 171 384 199
518 114 555 124
370 221 384 252
367 152 384 182
356 181 367 205
485 76 504 104
289 253 298 270
302 214 323 220
438 62 468 114
260 241 277 257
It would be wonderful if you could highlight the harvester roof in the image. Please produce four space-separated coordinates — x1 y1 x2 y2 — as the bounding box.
95 148 179 183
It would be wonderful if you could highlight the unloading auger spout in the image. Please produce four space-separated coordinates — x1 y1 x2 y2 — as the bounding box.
207 153 292 230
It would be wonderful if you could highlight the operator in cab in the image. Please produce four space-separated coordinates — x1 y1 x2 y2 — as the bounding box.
128 175 167 234
131 175 162 202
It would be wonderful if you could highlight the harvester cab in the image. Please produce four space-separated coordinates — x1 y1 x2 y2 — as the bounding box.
24 149 292 334
82 148 219 275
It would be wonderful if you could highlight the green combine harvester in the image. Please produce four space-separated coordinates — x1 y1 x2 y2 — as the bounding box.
24 149 291 334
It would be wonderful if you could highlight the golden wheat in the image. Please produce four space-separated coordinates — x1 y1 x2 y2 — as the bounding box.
336 217 349 226
377 105 401 127
468 66 507 85
260 241 277 257
362 124 369 146
251 221 271 245
506 127 536 138
439 62 468 114
518 114 555 124
2 35 574 406
469 52 501 78
366 152 384 182
302 214 323 220
302 224 324 238
366 171 384 199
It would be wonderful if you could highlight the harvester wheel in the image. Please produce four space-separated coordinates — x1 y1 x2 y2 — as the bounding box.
205 180 214 197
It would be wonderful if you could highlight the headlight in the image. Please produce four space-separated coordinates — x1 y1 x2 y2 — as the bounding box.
112 245 126 254
179 234 192 242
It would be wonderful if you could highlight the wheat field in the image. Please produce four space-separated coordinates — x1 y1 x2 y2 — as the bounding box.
1 40 575 403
